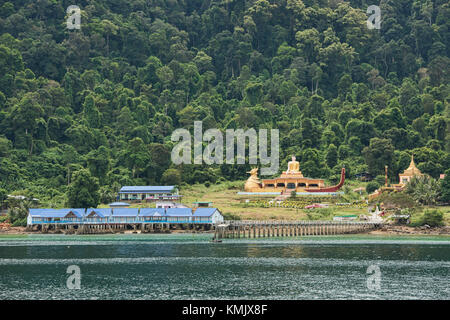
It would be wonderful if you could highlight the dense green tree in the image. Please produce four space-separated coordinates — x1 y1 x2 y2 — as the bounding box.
67 169 100 208
440 169 450 203
326 144 338 169
0 188 7 207
161 168 182 185
363 138 395 175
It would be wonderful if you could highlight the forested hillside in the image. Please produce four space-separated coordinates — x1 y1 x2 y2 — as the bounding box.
0 0 449 206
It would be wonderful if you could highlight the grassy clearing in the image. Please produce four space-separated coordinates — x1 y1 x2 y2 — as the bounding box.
179 181 369 220
98 181 450 224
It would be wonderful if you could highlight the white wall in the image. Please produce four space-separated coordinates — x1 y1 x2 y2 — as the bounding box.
211 210 224 224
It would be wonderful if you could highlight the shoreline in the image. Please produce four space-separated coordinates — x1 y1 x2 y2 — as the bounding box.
1 225 449 236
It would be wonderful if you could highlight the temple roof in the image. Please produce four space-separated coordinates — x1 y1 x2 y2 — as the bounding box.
400 155 423 176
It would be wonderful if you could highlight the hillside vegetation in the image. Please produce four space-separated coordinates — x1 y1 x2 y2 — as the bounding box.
0 0 448 207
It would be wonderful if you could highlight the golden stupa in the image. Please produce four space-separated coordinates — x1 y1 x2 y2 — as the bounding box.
398 155 424 185
368 155 425 201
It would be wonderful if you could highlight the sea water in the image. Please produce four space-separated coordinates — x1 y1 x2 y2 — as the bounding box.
0 234 448 300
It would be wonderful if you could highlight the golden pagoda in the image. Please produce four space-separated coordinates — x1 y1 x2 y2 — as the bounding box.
397 155 424 185
368 155 425 201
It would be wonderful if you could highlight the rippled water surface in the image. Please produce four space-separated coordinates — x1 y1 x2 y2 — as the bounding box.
0 234 449 300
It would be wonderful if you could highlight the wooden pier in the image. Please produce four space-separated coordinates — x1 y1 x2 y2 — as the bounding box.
213 220 382 240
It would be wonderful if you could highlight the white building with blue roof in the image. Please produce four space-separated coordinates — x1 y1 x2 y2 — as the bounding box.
27 208 85 226
138 208 166 222
165 208 193 223
109 208 139 223
118 186 180 202
85 208 112 223
193 208 224 224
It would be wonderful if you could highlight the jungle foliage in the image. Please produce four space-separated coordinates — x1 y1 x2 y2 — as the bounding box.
0 0 448 207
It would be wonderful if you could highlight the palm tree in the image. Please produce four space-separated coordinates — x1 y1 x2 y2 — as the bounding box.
7 198 33 226
405 176 441 205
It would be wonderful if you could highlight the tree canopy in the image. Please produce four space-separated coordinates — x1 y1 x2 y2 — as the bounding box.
0 0 448 206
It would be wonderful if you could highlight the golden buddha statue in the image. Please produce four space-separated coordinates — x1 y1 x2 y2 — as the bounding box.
281 155 303 178
286 155 300 173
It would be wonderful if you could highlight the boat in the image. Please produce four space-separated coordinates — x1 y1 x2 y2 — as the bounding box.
305 168 346 193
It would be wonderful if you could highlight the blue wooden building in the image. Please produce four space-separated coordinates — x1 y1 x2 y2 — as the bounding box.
27 208 85 225
27 207 224 233
118 186 181 202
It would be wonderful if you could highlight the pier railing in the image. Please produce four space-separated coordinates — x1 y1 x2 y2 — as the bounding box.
214 220 382 239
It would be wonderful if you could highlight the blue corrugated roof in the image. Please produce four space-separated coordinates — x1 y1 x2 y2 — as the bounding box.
85 208 112 218
111 208 139 217
139 208 166 217
119 186 175 193
193 208 219 217
165 208 192 216
29 208 84 218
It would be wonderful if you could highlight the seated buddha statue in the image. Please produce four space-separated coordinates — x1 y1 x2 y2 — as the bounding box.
281 155 303 177
286 155 300 173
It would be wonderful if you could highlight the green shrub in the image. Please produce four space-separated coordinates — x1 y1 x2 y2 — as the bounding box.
11 217 27 227
374 175 386 186
378 192 416 208
222 212 241 220
306 208 334 220
7 203 29 225
366 181 380 194
420 209 444 227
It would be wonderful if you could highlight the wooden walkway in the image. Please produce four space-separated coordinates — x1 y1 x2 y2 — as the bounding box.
213 220 382 240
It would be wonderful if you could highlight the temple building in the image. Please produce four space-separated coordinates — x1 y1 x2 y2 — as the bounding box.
396 155 424 186
259 156 325 191
369 155 425 201
244 155 345 194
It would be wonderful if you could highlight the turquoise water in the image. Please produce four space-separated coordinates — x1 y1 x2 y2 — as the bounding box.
0 234 449 300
